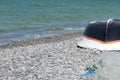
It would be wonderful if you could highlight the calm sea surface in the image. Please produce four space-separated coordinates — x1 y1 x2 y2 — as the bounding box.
0 0 120 44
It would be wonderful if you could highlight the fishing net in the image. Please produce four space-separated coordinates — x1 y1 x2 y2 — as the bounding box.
93 52 120 80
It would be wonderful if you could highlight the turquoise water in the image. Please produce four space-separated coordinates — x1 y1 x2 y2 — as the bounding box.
0 0 120 44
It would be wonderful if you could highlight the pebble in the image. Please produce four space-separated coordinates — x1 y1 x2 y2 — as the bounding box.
0 34 102 80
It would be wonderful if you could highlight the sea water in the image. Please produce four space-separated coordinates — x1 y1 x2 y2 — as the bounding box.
0 0 120 44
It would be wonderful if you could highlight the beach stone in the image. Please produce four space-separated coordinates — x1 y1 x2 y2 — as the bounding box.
0 35 102 80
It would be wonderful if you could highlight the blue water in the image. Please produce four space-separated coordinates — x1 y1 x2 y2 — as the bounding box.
0 0 120 44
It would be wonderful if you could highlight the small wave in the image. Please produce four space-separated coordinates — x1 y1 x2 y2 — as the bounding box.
47 27 85 31
64 27 85 30
46 27 64 31
0 29 5 33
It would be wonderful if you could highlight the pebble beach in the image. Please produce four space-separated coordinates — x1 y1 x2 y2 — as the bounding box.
0 31 103 80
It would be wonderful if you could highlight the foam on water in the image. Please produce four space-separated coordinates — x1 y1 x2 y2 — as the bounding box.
0 27 84 45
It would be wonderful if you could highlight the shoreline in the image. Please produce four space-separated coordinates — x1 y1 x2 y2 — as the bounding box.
0 30 84 49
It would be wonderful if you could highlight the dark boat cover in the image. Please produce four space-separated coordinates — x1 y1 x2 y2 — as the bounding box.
84 18 120 42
